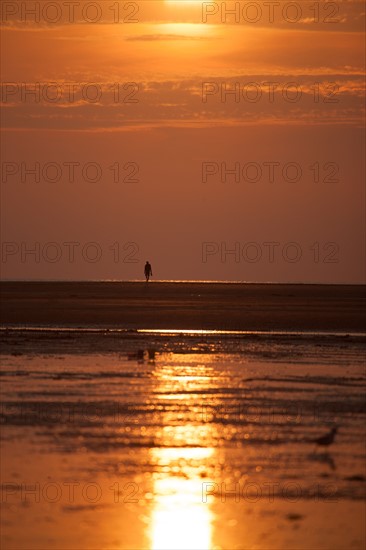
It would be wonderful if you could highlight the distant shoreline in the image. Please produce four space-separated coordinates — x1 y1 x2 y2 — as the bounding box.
1 281 365 332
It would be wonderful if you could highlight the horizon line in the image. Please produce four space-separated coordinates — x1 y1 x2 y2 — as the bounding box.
0 279 365 286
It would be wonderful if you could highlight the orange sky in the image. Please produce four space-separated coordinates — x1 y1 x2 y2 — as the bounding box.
1 0 365 282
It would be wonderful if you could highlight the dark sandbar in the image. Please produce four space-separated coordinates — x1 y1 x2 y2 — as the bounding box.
1 281 365 332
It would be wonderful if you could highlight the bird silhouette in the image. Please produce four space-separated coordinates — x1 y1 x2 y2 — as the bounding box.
312 426 338 452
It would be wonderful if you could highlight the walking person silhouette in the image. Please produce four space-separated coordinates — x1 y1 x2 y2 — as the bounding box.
144 261 153 282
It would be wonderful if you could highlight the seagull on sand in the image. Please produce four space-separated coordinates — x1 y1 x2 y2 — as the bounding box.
312 426 338 452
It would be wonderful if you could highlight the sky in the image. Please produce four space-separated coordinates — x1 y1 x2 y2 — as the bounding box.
1 0 365 282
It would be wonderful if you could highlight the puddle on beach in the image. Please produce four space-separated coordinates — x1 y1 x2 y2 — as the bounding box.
1 334 365 549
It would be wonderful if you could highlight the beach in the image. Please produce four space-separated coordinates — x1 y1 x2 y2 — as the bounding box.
1 282 365 331
1 282 365 549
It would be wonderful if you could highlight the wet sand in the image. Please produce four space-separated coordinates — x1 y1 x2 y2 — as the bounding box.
1 343 365 549
1 281 365 549
1 281 365 331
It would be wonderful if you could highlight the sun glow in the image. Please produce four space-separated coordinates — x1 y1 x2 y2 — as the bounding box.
153 22 212 38
165 0 203 4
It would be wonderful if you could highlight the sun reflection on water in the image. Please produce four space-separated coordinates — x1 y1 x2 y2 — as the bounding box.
149 447 214 550
148 359 217 550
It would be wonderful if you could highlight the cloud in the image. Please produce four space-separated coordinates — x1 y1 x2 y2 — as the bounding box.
1 75 364 130
126 33 209 41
